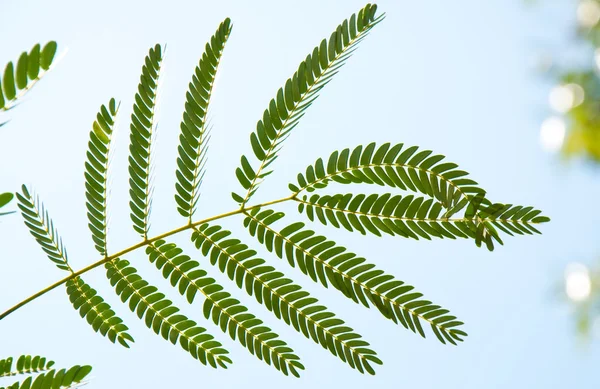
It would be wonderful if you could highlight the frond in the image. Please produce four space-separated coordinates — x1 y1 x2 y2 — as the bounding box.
16 185 72 272
191 225 382 374
0 42 58 112
0 192 14 216
175 19 232 220
145 241 304 376
296 192 475 240
0 355 55 377
294 193 549 250
65 276 134 348
128 44 163 238
105 258 232 368
0 364 91 389
85 99 119 256
243 208 467 345
232 4 384 206
290 142 489 213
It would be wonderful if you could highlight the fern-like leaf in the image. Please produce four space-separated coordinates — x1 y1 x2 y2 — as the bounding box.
290 142 489 213
145 241 304 376
129 44 163 237
232 4 384 206
243 208 467 345
16 186 72 272
0 42 58 112
105 258 231 368
65 276 134 348
0 364 92 389
191 225 382 374
294 193 549 250
175 19 231 219
0 355 55 377
85 99 119 256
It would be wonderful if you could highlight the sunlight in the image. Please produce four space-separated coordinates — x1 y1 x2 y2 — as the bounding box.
540 116 566 152
577 0 600 28
549 85 575 113
549 84 584 113
565 263 592 302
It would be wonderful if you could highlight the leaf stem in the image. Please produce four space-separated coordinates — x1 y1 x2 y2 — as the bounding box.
0 194 295 321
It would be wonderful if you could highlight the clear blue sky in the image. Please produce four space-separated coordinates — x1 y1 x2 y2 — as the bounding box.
1 0 597 388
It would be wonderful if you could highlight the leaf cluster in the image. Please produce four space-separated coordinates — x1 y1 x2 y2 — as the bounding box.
6 3 549 380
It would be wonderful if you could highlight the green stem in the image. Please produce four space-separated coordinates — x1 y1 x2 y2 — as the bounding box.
0 194 294 321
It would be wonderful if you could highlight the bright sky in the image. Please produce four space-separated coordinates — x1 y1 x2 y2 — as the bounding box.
1 0 598 388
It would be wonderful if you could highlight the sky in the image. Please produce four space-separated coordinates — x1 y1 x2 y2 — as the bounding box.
1 0 599 388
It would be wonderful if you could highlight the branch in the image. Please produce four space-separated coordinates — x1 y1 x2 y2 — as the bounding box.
0 195 294 321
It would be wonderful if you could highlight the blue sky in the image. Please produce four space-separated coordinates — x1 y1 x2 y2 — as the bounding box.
1 0 598 388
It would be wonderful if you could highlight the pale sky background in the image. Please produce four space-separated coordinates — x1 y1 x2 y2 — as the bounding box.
1 0 598 388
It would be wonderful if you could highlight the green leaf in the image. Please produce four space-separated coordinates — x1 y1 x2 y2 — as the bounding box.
85 99 119 256
146 241 304 376
0 192 14 209
0 41 59 112
192 224 381 374
65 276 134 348
0 364 92 389
128 44 163 237
105 258 232 368
243 208 468 344
16 185 73 272
3 62 16 101
15 53 28 90
40 41 57 70
175 19 232 220
234 3 385 206
0 355 55 377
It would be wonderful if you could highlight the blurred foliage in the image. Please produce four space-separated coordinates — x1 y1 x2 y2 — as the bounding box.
561 71 600 161
534 0 600 338
547 1 600 161
561 262 600 339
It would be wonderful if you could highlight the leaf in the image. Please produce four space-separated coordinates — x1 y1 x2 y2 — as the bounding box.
105 258 232 368
0 364 92 389
16 185 72 272
128 44 163 237
0 192 14 209
146 241 304 376
40 41 57 70
175 19 232 219
291 143 549 250
0 41 58 111
3 62 16 101
0 355 55 377
192 224 382 374
233 3 385 206
65 276 134 348
244 208 468 344
85 99 119 256
292 142 488 210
